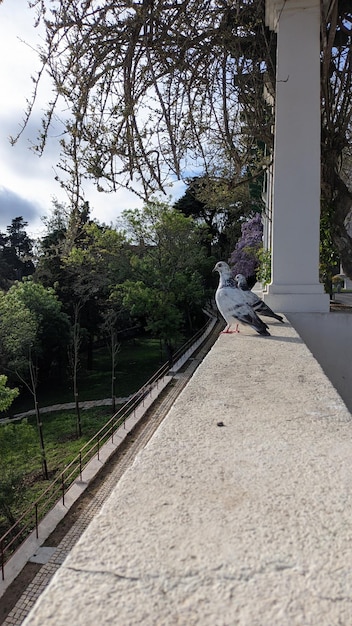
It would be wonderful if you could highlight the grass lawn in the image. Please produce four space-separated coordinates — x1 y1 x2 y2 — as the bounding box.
9 336 164 414
0 336 167 541
1 406 111 519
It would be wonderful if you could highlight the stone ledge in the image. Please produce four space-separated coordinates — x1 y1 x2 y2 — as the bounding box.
23 319 352 626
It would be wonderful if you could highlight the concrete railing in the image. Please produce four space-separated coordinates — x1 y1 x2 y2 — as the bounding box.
22 314 352 625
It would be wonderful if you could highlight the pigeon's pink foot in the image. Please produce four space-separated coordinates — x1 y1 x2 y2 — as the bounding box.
221 325 240 334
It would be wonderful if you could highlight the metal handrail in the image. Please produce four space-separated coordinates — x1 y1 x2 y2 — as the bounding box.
0 316 216 580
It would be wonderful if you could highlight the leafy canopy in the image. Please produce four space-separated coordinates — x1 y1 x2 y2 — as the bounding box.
0 280 70 378
0 375 19 412
116 200 208 345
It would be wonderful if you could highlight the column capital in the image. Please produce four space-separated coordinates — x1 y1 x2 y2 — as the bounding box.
265 0 321 31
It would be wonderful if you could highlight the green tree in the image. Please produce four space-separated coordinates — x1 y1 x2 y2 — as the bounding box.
0 375 19 412
118 200 208 361
0 217 35 287
0 281 70 477
100 305 121 414
62 220 128 367
9 280 71 379
36 200 131 427
320 201 340 296
40 213 129 429
0 288 48 478
35 200 70 289
174 174 264 259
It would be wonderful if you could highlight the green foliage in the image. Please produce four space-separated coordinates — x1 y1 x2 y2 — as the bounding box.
0 468 26 528
320 201 340 295
117 280 183 345
0 420 37 461
119 200 208 345
0 289 37 373
0 375 19 412
0 409 107 531
256 247 272 286
175 175 266 260
0 217 35 288
0 420 37 527
0 280 70 380
37 203 132 377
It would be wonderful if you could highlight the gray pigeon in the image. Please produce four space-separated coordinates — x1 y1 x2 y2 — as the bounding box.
235 273 284 323
213 262 270 336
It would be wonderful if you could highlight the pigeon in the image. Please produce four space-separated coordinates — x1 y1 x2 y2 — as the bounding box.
213 261 270 336
235 273 284 323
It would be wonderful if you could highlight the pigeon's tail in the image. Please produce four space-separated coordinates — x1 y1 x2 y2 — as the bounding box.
253 302 284 323
265 311 284 323
252 318 271 336
258 328 271 336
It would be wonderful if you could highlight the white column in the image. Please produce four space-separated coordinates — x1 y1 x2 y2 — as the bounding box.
264 0 330 312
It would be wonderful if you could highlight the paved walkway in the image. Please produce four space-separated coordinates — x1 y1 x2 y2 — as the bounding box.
0 397 130 425
334 292 352 306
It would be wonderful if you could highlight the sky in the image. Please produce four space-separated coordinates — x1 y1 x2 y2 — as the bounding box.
0 0 185 239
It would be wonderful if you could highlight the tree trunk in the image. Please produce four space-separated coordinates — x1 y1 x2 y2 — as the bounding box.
330 176 352 279
165 342 174 368
35 400 49 480
86 332 94 370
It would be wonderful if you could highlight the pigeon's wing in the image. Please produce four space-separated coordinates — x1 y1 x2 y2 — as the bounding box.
215 286 244 323
235 303 270 335
216 288 270 335
241 289 284 323
251 298 284 323
241 289 258 306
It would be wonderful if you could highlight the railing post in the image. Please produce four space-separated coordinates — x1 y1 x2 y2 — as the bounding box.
111 418 115 444
1 539 4 581
97 438 100 461
61 473 65 506
35 503 39 539
79 452 82 481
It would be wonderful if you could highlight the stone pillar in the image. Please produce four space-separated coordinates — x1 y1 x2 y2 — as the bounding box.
264 0 330 312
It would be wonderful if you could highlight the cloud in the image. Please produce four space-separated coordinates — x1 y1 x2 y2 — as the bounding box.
0 186 43 234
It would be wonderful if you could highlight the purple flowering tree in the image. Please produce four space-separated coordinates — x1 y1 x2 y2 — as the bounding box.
229 213 263 283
